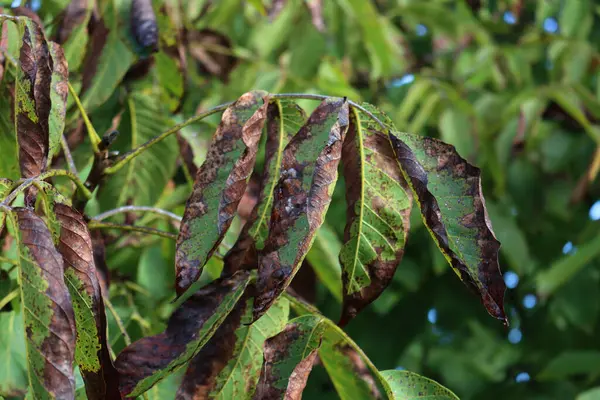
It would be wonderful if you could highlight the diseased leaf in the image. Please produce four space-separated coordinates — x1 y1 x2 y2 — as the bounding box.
55 204 120 400
253 315 325 400
15 18 52 199
224 99 306 274
254 98 349 321
114 271 251 398
380 370 459 400
15 208 76 399
47 42 68 164
0 311 28 398
57 0 90 44
339 104 412 325
389 131 507 322
98 92 178 210
176 91 270 301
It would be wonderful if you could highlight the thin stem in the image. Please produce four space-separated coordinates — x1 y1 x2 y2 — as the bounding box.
0 203 11 213
88 221 177 240
1 170 92 206
105 101 233 175
93 206 182 223
67 82 101 153
0 288 19 311
105 297 131 346
60 134 78 175
0 256 18 266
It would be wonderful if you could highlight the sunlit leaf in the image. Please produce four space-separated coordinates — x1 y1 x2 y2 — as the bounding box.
254 98 349 320
176 91 269 301
380 370 459 400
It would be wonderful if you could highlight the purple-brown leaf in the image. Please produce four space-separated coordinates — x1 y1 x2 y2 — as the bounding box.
253 98 349 321
175 91 269 302
114 271 251 398
15 208 76 399
55 203 120 400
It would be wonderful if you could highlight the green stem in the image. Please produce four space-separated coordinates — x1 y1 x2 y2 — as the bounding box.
105 101 233 175
1 170 92 206
0 289 19 311
67 82 101 153
93 206 182 223
60 134 78 174
88 221 177 240
105 296 132 346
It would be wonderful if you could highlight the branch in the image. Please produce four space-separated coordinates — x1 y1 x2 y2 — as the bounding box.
93 206 182 223
105 296 132 346
0 288 19 311
60 134 78 175
87 221 177 240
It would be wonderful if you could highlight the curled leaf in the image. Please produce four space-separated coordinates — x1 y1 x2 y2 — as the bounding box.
15 18 52 203
130 0 158 50
224 99 306 274
253 315 326 400
176 91 269 301
339 104 412 325
55 204 120 400
389 132 506 322
15 208 76 399
254 98 349 321
114 271 250 398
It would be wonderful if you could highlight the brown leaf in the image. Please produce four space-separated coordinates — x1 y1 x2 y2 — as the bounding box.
131 0 158 50
175 287 249 399
55 204 120 400
16 208 76 399
177 131 198 178
80 15 108 96
57 0 90 43
16 19 52 204
176 91 269 300
114 272 251 397
253 98 349 321
188 29 237 82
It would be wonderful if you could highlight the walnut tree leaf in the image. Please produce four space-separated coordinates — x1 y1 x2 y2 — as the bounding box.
114 271 251 398
253 98 349 321
339 104 412 325
55 203 120 400
14 208 76 399
176 91 270 303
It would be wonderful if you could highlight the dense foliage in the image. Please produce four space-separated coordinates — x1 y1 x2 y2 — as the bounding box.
1 1 599 399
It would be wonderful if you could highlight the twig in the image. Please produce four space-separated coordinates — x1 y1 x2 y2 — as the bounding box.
68 82 102 153
87 221 177 240
60 134 78 175
0 288 18 311
0 170 92 206
93 206 182 223
0 256 18 266
105 296 132 346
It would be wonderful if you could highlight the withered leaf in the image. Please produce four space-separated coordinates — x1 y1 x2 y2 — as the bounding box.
339 104 412 326
177 293 289 399
114 271 251 398
15 18 52 204
55 204 120 400
57 0 90 44
253 315 326 400
176 91 269 302
253 98 349 321
390 131 506 322
224 99 306 274
15 208 76 399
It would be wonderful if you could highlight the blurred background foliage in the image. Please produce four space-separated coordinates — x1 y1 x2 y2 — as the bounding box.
2 0 600 399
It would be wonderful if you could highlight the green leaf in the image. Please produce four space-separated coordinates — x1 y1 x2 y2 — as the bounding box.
0 87 18 181
58 0 93 72
254 98 349 320
254 315 326 399
306 223 342 302
439 108 475 160
380 370 459 400
0 311 28 398
339 104 412 324
114 272 251 397
224 99 306 273
47 42 68 164
55 204 120 400
538 351 600 380
14 208 76 399
390 130 507 322
577 387 600 400
98 92 178 210
176 91 269 302
537 232 600 296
